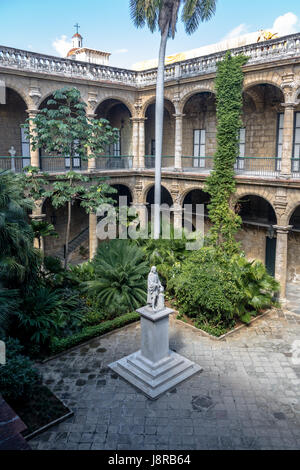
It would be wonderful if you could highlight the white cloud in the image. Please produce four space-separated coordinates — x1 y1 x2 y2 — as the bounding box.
271 12 299 36
113 48 129 54
223 24 250 40
52 35 72 57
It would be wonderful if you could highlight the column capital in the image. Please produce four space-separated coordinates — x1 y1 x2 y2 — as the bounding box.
87 113 97 119
172 113 185 119
281 102 298 109
26 108 39 116
130 117 147 123
273 225 293 233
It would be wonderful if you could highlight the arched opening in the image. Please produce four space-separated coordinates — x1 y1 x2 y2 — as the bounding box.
38 91 88 172
241 84 285 176
145 99 176 169
110 184 133 206
95 99 132 170
145 185 174 229
182 189 210 232
182 92 216 172
236 195 277 276
0 87 29 171
42 198 89 263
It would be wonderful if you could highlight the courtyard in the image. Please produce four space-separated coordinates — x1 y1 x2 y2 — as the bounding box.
29 310 300 451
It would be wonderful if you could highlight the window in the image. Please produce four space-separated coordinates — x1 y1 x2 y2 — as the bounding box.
65 139 81 169
235 128 246 170
276 113 284 171
292 112 300 172
193 129 206 168
20 128 30 168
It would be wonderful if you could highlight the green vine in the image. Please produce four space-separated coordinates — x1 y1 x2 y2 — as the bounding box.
205 51 248 255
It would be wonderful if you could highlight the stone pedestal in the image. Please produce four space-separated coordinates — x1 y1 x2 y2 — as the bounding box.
109 306 202 400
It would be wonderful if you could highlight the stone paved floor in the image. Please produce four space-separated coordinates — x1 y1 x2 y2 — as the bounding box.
286 283 300 315
29 310 300 450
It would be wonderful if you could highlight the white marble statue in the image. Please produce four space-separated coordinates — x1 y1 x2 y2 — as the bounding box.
8 146 16 172
147 266 165 312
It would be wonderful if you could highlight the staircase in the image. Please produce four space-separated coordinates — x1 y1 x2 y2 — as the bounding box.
55 227 89 261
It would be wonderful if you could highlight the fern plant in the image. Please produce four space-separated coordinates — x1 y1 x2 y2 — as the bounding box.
85 240 148 312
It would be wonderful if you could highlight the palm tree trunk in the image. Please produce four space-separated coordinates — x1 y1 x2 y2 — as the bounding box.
154 26 169 239
64 200 72 269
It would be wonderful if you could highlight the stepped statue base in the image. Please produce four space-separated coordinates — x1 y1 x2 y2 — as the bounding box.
109 304 203 400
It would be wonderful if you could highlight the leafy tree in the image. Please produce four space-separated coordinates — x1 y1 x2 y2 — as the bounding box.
23 87 119 168
130 0 217 238
23 87 119 268
205 52 248 254
44 172 117 268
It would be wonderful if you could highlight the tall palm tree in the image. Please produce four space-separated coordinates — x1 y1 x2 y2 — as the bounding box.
130 0 217 238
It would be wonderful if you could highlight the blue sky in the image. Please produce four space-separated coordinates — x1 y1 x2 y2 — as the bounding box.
1 0 300 68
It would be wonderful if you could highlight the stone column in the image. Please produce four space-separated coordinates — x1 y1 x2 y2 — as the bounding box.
89 212 98 260
87 113 97 172
172 203 182 232
26 109 40 168
138 118 146 169
273 225 293 302
130 118 140 169
280 103 296 177
173 113 184 170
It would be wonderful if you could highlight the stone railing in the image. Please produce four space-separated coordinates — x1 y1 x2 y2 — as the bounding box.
1 33 300 87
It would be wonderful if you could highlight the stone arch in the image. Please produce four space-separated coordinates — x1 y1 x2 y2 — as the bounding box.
243 72 283 96
141 95 176 118
235 193 277 226
233 188 276 212
142 182 174 205
2 82 31 109
94 95 134 117
179 87 216 114
178 184 208 206
285 200 300 226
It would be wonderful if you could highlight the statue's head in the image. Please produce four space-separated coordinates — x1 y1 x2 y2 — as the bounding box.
151 266 157 273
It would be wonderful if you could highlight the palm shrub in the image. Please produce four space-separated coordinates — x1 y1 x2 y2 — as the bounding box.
85 240 148 315
14 286 81 350
230 255 279 323
0 171 41 288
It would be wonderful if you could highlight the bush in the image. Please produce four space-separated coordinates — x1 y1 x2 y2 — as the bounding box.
172 247 240 325
172 247 279 330
0 338 40 401
50 312 140 354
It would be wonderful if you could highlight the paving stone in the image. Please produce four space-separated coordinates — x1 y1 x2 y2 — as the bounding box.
31 310 300 450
